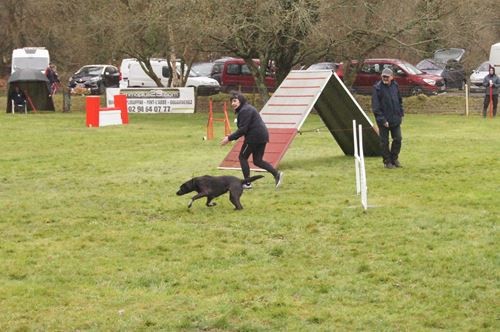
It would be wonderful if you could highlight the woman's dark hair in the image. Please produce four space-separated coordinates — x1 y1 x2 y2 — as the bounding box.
229 91 247 105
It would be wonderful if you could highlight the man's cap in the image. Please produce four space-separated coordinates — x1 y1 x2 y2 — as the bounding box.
381 68 393 76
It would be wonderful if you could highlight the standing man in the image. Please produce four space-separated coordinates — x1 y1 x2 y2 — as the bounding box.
220 92 283 189
372 68 404 169
482 64 500 118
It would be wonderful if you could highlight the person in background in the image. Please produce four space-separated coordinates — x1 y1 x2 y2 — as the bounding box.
372 68 404 169
9 85 27 113
45 62 60 97
220 91 284 189
482 64 500 117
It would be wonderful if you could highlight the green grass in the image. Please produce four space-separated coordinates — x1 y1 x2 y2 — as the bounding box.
0 96 498 331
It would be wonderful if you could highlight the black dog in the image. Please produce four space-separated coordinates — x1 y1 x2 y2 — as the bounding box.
176 175 264 210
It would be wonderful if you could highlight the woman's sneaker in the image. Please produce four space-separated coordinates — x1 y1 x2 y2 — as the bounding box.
242 182 253 190
275 171 284 188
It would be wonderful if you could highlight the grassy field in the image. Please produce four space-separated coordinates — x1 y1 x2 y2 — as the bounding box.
0 94 498 331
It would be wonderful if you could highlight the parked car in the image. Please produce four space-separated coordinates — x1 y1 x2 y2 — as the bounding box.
306 62 343 79
469 61 490 92
210 57 276 92
68 64 120 95
191 62 215 77
351 58 446 96
126 59 220 96
416 48 466 90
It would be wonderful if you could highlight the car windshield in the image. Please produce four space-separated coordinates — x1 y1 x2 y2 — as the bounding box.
191 63 213 77
417 59 444 70
174 63 201 77
400 61 423 75
478 62 490 71
77 66 103 76
434 48 465 63
308 63 337 70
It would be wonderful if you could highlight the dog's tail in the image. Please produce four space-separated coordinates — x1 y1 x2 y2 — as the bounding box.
243 175 264 184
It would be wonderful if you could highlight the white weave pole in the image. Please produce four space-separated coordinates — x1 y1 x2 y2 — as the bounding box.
465 83 469 116
353 120 368 210
353 120 361 194
358 123 368 210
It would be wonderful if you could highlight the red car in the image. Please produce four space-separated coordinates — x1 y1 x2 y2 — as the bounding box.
350 58 446 96
210 57 276 92
308 59 445 96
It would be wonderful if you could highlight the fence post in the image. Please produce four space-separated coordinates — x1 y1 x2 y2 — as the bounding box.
223 102 231 136
63 89 71 113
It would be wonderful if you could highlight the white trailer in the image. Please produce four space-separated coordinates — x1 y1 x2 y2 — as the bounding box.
489 42 500 73
11 47 50 74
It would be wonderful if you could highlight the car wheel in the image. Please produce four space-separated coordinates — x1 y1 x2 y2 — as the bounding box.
410 86 423 96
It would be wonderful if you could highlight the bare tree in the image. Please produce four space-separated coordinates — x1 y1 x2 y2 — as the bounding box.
205 0 320 102
0 0 498 94
309 0 500 82
110 0 208 87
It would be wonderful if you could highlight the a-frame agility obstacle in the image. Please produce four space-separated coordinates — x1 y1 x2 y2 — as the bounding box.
218 70 380 171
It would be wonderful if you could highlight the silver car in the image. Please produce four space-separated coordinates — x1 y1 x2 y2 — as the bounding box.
469 61 490 93
416 48 466 90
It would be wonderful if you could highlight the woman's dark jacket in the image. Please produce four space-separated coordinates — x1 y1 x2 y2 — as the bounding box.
482 73 500 95
228 102 269 144
372 80 404 127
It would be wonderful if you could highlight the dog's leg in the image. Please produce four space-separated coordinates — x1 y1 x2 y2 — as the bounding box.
206 197 217 207
188 192 207 208
229 188 244 210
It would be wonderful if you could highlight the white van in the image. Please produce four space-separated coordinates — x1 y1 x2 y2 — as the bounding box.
11 47 50 74
127 59 220 96
489 42 500 73
119 58 136 88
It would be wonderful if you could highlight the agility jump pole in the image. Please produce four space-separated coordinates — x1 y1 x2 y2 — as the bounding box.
353 120 368 210
207 98 231 140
